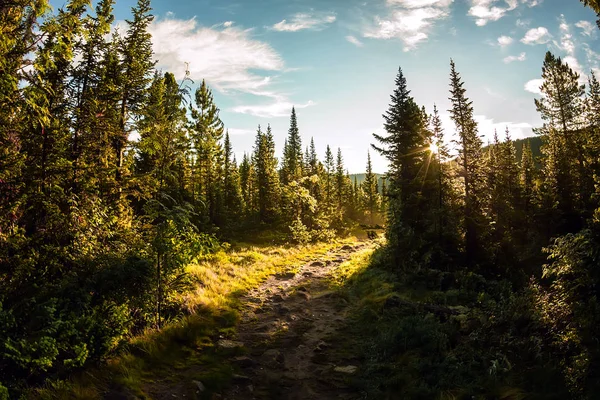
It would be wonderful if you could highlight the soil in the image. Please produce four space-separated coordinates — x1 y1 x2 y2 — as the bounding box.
217 241 373 400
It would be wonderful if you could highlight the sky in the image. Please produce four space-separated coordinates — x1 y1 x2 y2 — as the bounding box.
52 0 600 173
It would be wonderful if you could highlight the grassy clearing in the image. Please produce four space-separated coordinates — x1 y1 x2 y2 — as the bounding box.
31 237 359 400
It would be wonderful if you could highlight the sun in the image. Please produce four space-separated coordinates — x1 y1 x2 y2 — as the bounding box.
429 142 439 154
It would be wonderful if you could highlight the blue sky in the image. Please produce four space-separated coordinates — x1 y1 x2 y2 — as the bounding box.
53 0 600 172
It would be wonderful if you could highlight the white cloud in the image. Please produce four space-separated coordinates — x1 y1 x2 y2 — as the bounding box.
468 0 542 26
149 16 312 118
521 27 552 44
516 18 531 28
223 21 233 27
231 100 315 118
497 35 513 46
270 12 336 32
554 16 586 79
575 20 597 38
149 16 284 94
346 35 364 46
438 113 534 152
504 52 526 63
474 115 534 141
363 6 450 50
524 78 543 94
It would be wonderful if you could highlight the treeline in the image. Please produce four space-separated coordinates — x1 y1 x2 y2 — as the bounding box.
0 0 382 394
375 51 600 396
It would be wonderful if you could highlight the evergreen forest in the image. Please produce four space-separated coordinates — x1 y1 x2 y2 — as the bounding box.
2 0 600 399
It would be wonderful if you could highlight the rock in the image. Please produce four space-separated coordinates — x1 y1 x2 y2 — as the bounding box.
272 294 285 303
296 285 308 292
262 348 284 364
334 365 358 374
340 245 354 251
314 341 330 352
192 380 206 392
310 261 325 267
217 339 244 349
333 258 344 263
302 271 314 277
232 356 255 367
232 374 252 383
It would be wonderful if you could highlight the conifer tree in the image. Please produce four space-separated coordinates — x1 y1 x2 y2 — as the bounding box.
448 59 485 266
253 125 280 223
372 67 428 267
116 0 155 188
281 107 303 185
239 153 256 218
324 145 335 210
335 148 346 211
70 0 115 192
535 52 587 232
222 131 244 226
430 104 451 248
135 72 188 199
362 152 379 225
189 80 224 226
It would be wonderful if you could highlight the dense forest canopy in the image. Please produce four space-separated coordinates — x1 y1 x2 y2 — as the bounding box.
1 0 600 398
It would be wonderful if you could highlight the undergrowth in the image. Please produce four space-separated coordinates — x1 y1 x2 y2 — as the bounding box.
330 246 569 400
30 238 357 399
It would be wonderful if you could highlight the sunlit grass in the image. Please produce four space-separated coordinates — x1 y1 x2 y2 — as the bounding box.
32 237 359 400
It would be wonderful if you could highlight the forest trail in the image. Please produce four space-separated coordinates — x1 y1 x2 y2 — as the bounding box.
201 240 374 400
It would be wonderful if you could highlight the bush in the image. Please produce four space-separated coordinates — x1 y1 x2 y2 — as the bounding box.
0 383 7 400
288 218 311 244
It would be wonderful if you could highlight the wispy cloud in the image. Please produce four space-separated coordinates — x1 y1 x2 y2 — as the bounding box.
149 16 284 94
497 35 513 46
521 27 552 44
553 15 585 78
362 0 452 51
148 15 313 118
269 12 336 32
468 0 542 27
504 52 526 63
575 20 597 38
231 100 315 118
346 35 364 47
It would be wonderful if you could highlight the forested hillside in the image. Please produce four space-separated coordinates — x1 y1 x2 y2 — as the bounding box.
2 0 600 399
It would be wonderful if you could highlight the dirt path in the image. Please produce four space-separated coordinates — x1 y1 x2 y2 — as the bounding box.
218 241 372 400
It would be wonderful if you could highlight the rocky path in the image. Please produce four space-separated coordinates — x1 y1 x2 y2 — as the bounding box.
218 241 373 400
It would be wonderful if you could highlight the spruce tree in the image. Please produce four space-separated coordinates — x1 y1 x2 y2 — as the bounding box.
362 152 379 225
189 80 224 226
335 148 346 211
222 131 244 226
253 125 280 223
281 107 303 185
535 52 588 232
448 59 485 267
116 0 155 188
372 67 428 267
